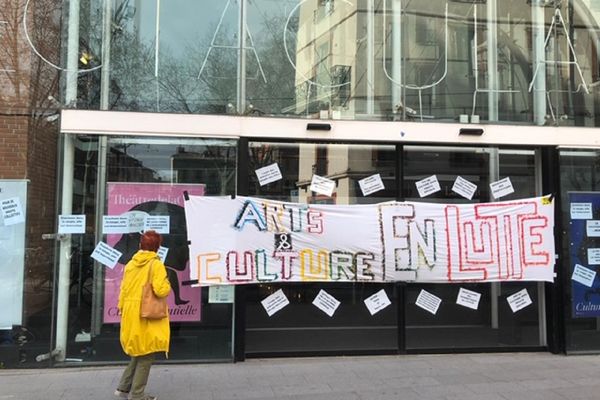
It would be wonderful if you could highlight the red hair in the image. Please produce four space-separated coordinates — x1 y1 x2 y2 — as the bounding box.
140 230 162 252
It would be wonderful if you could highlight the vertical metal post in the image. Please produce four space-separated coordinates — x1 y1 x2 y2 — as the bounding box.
532 0 547 125
367 0 375 115
534 149 548 346
155 0 161 111
486 0 498 121
237 0 247 113
391 0 402 113
489 148 500 329
100 0 112 110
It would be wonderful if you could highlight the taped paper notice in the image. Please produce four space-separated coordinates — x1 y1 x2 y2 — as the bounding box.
415 175 441 198
364 289 392 315
255 163 283 186
310 175 335 197
102 216 130 234
157 246 168 263
144 216 170 234
91 242 122 269
358 174 385 196
58 215 86 234
586 220 600 237
456 287 481 310
506 289 532 313
209 285 234 303
571 203 593 220
415 289 441 315
126 211 148 233
588 248 600 265
490 177 514 199
261 289 289 316
0 197 25 226
572 264 596 288
452 176 477 200
312 289 341 317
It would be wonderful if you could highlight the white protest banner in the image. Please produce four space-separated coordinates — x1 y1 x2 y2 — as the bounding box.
572 264 596 288
588 249 600 265
102 216 130 234
456 288 481 310
359 174 385 196
415 175 441 198
209 285 235 303
313 289 341 317
587 220 600 237
416 289 442 315
157 246 169 263
506 288 532 313
58 215 86 234
255 163 283 186
571 203 593 220
310 175 335 197
452 176 477 200
144 216 170 234
91 241 123 269
0 197 25 226
364 289 392 315
490 177 515 199
184 195 555 285
261 289 290 316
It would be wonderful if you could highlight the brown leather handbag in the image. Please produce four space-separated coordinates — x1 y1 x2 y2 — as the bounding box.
140 260 168 319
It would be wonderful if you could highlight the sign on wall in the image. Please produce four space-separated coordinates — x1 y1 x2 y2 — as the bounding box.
184 195 555 285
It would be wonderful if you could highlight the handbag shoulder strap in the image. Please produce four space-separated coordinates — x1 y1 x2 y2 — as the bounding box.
146 259 155 285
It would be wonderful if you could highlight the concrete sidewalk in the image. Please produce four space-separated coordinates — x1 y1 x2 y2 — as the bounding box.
1 352 600 400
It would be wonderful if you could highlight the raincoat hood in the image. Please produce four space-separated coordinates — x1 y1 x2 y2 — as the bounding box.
131 250 158 267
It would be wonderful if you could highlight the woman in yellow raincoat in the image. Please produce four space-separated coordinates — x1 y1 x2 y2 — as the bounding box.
114 230 171 400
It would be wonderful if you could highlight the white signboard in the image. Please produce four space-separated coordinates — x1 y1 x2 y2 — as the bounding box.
0 180 27 328
415 175 441 198
102 216 130 234
255 163 283 186
364 289 392 315
261 289 290 316
506 288 533 313
312 289 341 317
0 197 25 225
490 177 515 199
572 264 596 288
456 287 482 310
91 241 123 269
586 220 600 237
144 216 170 234
415 289 442 315
310 175 336 197
571 202 593 220
126 211 148 233
209 285 235 303
58 215 86 234
588 248 600 265
157 246 169 263
359 174 385 196
452 176 477 200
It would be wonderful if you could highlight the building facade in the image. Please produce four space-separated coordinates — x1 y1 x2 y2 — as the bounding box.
2 0 600 367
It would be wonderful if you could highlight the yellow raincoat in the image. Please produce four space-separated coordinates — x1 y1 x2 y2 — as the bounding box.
118 250 171 357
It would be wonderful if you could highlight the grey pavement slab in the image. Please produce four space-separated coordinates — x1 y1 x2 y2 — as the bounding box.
0 353 599 400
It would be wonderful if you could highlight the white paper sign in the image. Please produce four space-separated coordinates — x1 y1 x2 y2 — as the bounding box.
126 211 148 233
364 289 392 315
588 248 600 265
144 216 170 234
415 175 441 198
58 215 86 234
456 287 482 310
572 264 597 288
209 285 235 303
91 241 123 269
506 288 532 313
255 163 283 186
157 246 169 263
490 177 515 199
358 174 385 196
261 289 290 316
310 175 336 197
586 220 600 237
415 289 442 315
571 203 593 220
0 197 25 226
452 176 477 200
102 216 130 234
312 289 341 317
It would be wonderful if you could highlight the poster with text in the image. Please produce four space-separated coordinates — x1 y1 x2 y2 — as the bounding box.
569 192 600 318
103 182 204 323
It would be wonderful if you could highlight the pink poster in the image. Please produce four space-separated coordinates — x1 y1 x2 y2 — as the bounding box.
103 182 204 323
